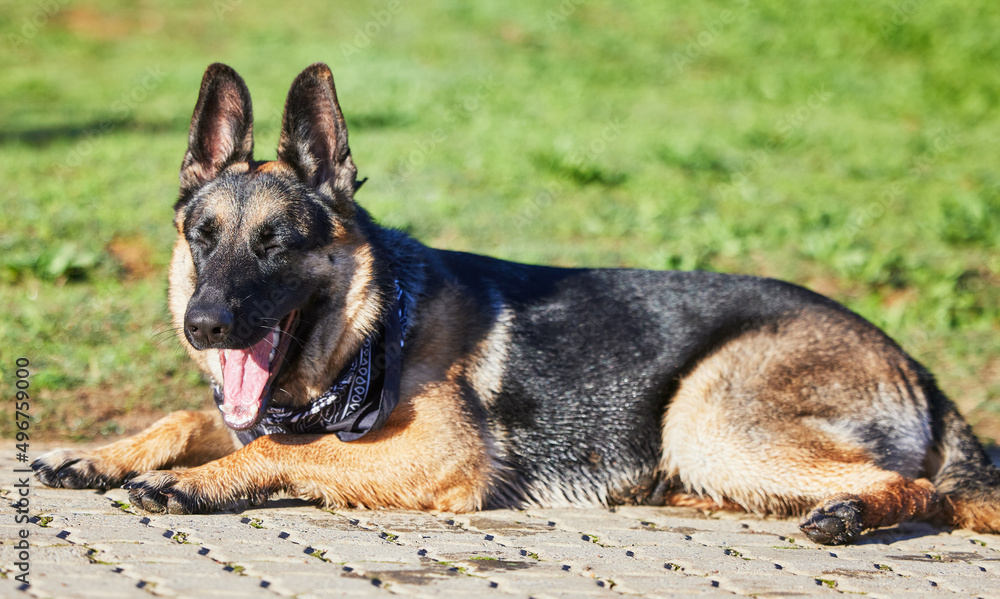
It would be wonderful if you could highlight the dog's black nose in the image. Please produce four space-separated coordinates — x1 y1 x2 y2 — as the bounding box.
185 305 234 348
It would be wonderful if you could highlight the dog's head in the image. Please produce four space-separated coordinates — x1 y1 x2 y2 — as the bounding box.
169 63 384 430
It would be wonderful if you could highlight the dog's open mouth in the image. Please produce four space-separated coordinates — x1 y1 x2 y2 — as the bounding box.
218 311 298 430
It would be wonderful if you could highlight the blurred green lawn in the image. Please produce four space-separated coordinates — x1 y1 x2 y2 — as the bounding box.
1 0 998 442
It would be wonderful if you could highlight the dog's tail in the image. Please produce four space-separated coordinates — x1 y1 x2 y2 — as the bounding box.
926 379 1000 532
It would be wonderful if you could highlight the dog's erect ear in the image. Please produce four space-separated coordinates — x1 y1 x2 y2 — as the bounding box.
277 63 359 204
178 63 254 203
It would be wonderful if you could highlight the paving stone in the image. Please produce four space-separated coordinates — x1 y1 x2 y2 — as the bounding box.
732 517 803 540
267 573 389 597
1 543 95 567
688 530 792 548
568 554 676 577
449 512 560 537
24 569 149 598
388 573 499 597
0 577 29 597
317 542 424 565
65 520 186 545
736 545 859 571
28 491 121 515
976 558 1000 576
717 571 843 595
116 561 278 595
929 574 1000 597
950 528 1000 548
609 572 732 597
389 531 499 552
825 572 948 596
879 554 992 578
338 509 456 532
524 507 656 532
402 539 521 559
85 540 212 563
446 556 559 577
303 587 395 598
580 527 696 549
806 569 912 597
237 560 347 577
624 542 710 563
491 572 619 597
197 541 323 565
332 560 510 597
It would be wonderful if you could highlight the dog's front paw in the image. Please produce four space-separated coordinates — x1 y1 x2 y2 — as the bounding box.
123 471 196 514
123 469 258 514
799 494 864 545
32 449 133 490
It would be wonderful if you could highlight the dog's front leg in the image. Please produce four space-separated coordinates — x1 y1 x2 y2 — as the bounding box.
33 410 238 490
124 403 492 515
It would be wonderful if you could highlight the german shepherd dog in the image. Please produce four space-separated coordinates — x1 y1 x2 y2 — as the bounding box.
33 63 1000 545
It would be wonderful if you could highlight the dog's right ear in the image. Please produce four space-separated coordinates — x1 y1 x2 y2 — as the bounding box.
177 63 254 207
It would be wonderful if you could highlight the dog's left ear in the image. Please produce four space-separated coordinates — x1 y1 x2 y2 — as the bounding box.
277 63 359 206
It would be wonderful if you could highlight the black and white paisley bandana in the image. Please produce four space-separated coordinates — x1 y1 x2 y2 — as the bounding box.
213 282 409 445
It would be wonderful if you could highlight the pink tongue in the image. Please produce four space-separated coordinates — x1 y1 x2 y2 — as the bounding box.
222 337 272 426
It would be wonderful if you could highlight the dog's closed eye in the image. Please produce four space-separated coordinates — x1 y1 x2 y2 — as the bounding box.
255 226 282 256
192 223 217 250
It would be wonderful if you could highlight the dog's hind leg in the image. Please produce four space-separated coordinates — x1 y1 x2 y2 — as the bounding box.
661 312 948 544
33 410 237 490
662 461 940 544
799 475 939 544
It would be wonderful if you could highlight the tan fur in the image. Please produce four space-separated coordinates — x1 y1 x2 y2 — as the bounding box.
946 498 1000 533
661 312 941 532
466 296 513 410
36 411 237 486
127 369 491 512
249 160 288 174
91 410 237 470
663 492 746 512
167 236 217 377
850 477 940 529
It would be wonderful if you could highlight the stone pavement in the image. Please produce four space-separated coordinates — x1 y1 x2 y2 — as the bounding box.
4 447 1000 598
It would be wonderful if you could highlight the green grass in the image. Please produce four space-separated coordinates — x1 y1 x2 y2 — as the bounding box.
1 0 998 441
